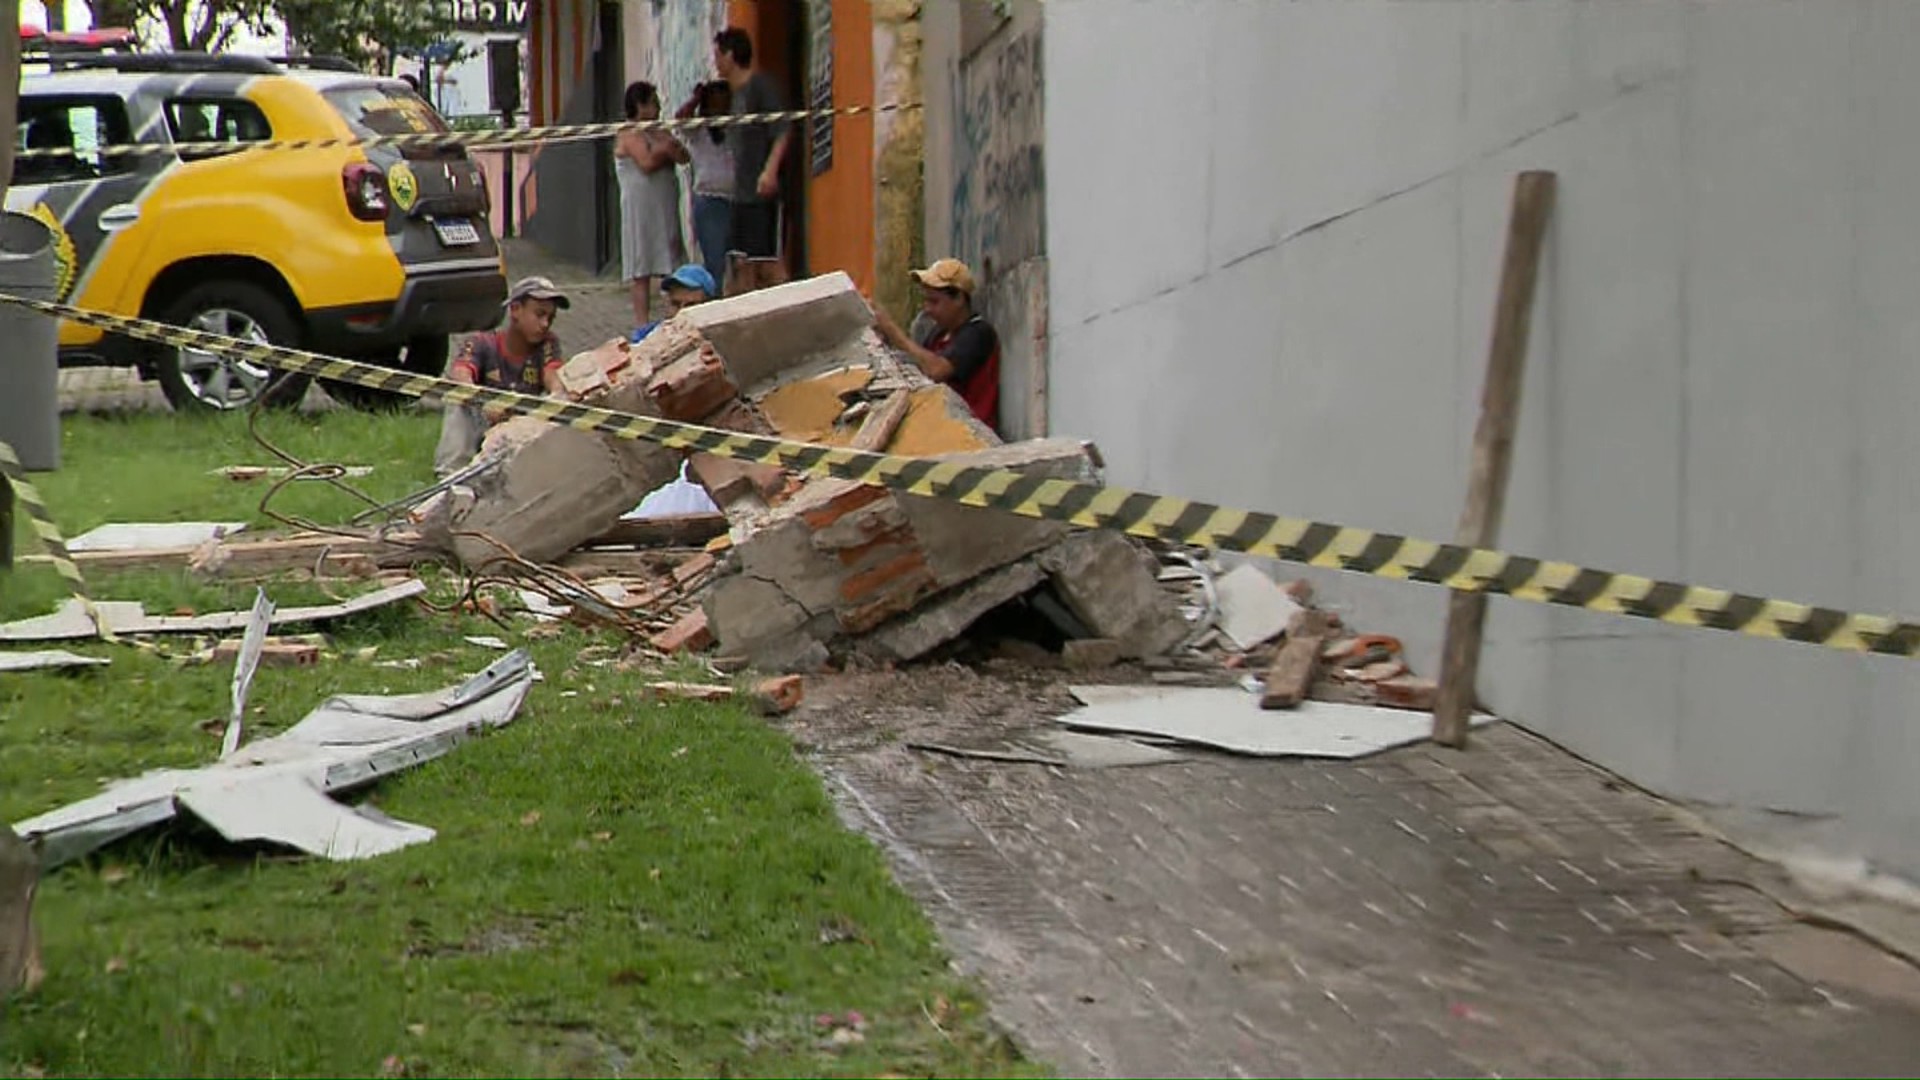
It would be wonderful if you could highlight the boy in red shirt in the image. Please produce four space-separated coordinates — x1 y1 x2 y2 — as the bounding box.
432 276 571 476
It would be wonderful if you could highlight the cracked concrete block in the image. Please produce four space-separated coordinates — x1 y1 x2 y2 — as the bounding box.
899 438 1102 586
858 558 1049 664
1038 529 1187 659
437 323 749 570
450 423 683 567
811 496 910 551
736 514 846 617
681 271 876 393
704 573 823 671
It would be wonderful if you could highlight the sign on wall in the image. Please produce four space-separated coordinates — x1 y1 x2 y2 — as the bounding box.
443 0 531 33
808 0 834 176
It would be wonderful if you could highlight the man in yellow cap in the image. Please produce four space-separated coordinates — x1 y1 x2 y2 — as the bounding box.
871 257 1002 434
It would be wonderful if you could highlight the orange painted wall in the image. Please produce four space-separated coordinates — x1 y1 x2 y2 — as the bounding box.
727 0 875 290
804 0 877 294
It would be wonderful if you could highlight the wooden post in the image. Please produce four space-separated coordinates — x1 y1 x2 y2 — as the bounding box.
851 389 912 452
1433 170 1557 748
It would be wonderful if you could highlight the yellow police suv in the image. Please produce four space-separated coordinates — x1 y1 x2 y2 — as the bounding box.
9 44 507 411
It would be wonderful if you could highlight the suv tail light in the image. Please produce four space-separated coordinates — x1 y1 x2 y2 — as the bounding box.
341 163 389 222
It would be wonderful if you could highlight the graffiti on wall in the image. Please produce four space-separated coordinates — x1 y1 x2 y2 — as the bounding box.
950 27 1044 273
659 0 730 110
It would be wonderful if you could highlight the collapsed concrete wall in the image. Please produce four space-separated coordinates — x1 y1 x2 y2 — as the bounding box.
427 271 1183 670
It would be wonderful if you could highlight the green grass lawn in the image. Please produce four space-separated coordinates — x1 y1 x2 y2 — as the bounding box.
2 410 1036 1078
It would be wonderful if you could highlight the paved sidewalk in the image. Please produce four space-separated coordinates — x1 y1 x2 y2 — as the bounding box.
800 668 1920 1077
498 237 634 354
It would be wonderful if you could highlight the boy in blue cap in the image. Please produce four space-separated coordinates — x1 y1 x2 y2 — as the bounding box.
630 264 720 343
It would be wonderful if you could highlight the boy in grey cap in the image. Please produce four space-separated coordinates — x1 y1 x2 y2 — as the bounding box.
433 276 572 476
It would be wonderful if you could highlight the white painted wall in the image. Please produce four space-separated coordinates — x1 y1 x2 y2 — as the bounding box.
1046 0 1920 883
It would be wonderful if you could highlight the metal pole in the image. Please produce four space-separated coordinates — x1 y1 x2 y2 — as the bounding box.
1 473 13 570
500 111 516 239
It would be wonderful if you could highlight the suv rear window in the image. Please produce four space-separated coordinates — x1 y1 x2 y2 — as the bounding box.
13 95 137 184
322 86 450 139
164 97 273 160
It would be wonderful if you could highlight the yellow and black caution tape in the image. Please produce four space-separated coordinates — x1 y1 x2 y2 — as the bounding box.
10 292 1917 660
13 102 919 162
0 440 117 642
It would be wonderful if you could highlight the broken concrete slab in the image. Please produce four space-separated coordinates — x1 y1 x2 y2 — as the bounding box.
680 271 879 392
13 649 537 868
1062 638 1125 670
0 580 426 643
894 438 1096 583
857 560 1049 664
1036 530 1188 659
439 422 685 568
708 440 1113 668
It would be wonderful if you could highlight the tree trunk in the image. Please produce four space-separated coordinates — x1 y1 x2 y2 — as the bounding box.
84 0 141 31
188 1 219 51
162 2 190 50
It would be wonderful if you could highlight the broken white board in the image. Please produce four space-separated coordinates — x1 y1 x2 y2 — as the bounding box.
221 589 275 758
67 522 248 552
1213 564 1302 650
0 579 426 642
0 650 110 673
1058 685 1498 760
177 773 435 860
13 648 537 868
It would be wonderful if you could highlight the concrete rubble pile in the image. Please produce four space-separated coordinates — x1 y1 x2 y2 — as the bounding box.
1149 560 1446 714
418 272 1187 672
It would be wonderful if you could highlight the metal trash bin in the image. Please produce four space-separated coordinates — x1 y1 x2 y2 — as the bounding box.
0 211 61 472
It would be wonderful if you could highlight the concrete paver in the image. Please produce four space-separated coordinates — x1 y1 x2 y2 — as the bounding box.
803 669 1920 1077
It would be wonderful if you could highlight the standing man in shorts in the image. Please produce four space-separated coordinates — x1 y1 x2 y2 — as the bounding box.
714 27 792 266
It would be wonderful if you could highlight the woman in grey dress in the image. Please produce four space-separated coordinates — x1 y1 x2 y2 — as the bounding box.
614 82 688 325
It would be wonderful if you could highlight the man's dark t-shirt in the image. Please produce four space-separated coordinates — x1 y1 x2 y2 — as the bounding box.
449 331 564 394
919 316 1001 434
729 71 789 205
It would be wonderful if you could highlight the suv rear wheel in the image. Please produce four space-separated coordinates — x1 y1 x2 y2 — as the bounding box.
155 281 311 413
322 335 451 411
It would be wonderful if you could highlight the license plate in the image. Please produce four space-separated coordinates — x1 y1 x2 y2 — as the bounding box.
433 219 481 247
